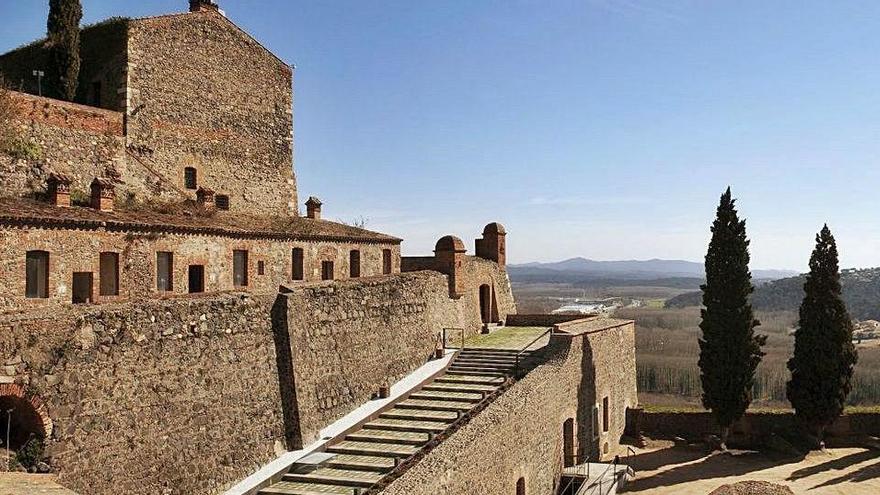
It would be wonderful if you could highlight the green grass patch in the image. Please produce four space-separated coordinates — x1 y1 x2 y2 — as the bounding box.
464 326 551 350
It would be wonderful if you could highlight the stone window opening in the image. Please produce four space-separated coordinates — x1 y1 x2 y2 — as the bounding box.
184 167 198 190
516 477 526 495
349 250 361 278
382 249 392 275
99 252 120 296
157 252 173 292
292 248 304 281
321 260 334 281
563 418 575 468
233 250 249 287
258 260 265 276
603 396 610 433
25 251 49 299
216 194 230 210
72 272 93 304
188 265 205 293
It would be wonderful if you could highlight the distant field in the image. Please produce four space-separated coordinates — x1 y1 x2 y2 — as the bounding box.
618 306 880 408
512 281 880 408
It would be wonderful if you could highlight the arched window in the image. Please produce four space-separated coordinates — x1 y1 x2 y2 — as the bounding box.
516 477 526 495
563 418 575 467
184 167 197 190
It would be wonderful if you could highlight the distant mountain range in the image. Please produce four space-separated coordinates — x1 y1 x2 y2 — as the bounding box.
509 257 797 281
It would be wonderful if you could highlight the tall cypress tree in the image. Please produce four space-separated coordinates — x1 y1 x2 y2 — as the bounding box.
47 0 82 101
698 187 766 447
787 225 857 446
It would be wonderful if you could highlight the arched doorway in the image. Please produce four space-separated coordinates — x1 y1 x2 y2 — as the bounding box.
563 417 575 467
479 284 497 324
0 384 52 451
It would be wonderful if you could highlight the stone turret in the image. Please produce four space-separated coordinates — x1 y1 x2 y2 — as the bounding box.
475 222 506 266
435 235 466 299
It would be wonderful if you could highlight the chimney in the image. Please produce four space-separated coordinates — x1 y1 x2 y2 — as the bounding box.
306 196 322 220
47 173 72 207
196 186 215 209
189 0 219 12
90 178 116 212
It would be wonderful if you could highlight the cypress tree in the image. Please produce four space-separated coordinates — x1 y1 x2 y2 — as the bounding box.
47 0 82 101
698 187 766 447
787 225 857 446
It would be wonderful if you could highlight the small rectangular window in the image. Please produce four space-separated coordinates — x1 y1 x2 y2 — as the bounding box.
25 251 49 299
383 249 392 275
157 252 173 292
602 396 610 432
184 167 197 190
99 252 119 296
216 194 230 210
188 265 205 293
349 250 361 278
233 250 249 287
292 248 304 281
258 260 265 275
321 260 334 281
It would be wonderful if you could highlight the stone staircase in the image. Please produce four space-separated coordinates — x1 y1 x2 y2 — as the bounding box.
259 347 539 495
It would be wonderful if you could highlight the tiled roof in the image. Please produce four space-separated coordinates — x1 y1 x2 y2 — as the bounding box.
0 198 401 244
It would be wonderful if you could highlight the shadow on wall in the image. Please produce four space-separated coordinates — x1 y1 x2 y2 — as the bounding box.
577 336 598 463
271 291 303 450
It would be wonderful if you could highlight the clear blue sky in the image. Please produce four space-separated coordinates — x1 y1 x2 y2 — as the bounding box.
4 1 880 270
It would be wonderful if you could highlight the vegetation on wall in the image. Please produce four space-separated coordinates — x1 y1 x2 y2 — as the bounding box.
787 226 858 445
47 0 83 101
698 188 766 445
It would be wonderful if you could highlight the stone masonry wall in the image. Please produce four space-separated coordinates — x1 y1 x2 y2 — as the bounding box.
125 11 297 215
0 224 400 312
1 91 126 200
382 318 637 495
281 272 466 445
0 293 285 495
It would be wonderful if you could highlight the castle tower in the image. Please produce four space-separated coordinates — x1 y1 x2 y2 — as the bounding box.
435 235 466 298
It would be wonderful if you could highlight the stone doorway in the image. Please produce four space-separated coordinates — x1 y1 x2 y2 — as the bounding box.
188 265 205 293
71 272 93 304
0 384 52 452
479 284 497 324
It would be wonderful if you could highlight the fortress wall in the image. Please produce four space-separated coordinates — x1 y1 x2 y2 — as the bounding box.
382 320 638 495
0 293 285 495
0 225 399 312
1 91 126 200
280 271 467 445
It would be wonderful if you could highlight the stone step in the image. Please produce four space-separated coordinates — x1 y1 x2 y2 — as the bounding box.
380 408 459 422
422 382 498 394
363 418 450 433
459 349 533 356
453 357 519 367
450 363 515 373
346 428 430 446
326 440 419 458
445 369 509 378
409 390 485 402
323 454 396 473
283 467 382 488
259 480 356 495
397 398 475 412
435 374 506 386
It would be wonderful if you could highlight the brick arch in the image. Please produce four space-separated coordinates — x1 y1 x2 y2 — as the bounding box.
0 383 53 442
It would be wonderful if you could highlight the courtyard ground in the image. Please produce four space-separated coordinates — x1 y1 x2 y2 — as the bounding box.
625 438 880 494
0 473 79 495
463 325 551 350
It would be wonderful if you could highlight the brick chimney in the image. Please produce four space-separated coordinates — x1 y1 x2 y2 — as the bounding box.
47 173 72 207
90 178 116 212
189 0 219 12
196 186 215 209
306 196 322 220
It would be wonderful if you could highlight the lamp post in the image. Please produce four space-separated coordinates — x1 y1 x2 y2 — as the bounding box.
32 70 44 97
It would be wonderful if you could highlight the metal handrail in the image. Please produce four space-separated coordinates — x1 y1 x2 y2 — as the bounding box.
557 447 592 495
442 327 465 350
579 461 616 495
513 327 553 377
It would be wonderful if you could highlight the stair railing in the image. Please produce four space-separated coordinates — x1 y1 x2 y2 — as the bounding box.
442 327 466 350
513 327 553 378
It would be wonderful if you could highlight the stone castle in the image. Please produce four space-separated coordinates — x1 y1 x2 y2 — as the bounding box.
0 2 637 494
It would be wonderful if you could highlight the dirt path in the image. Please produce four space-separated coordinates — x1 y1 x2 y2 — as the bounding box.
625 440 880 494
